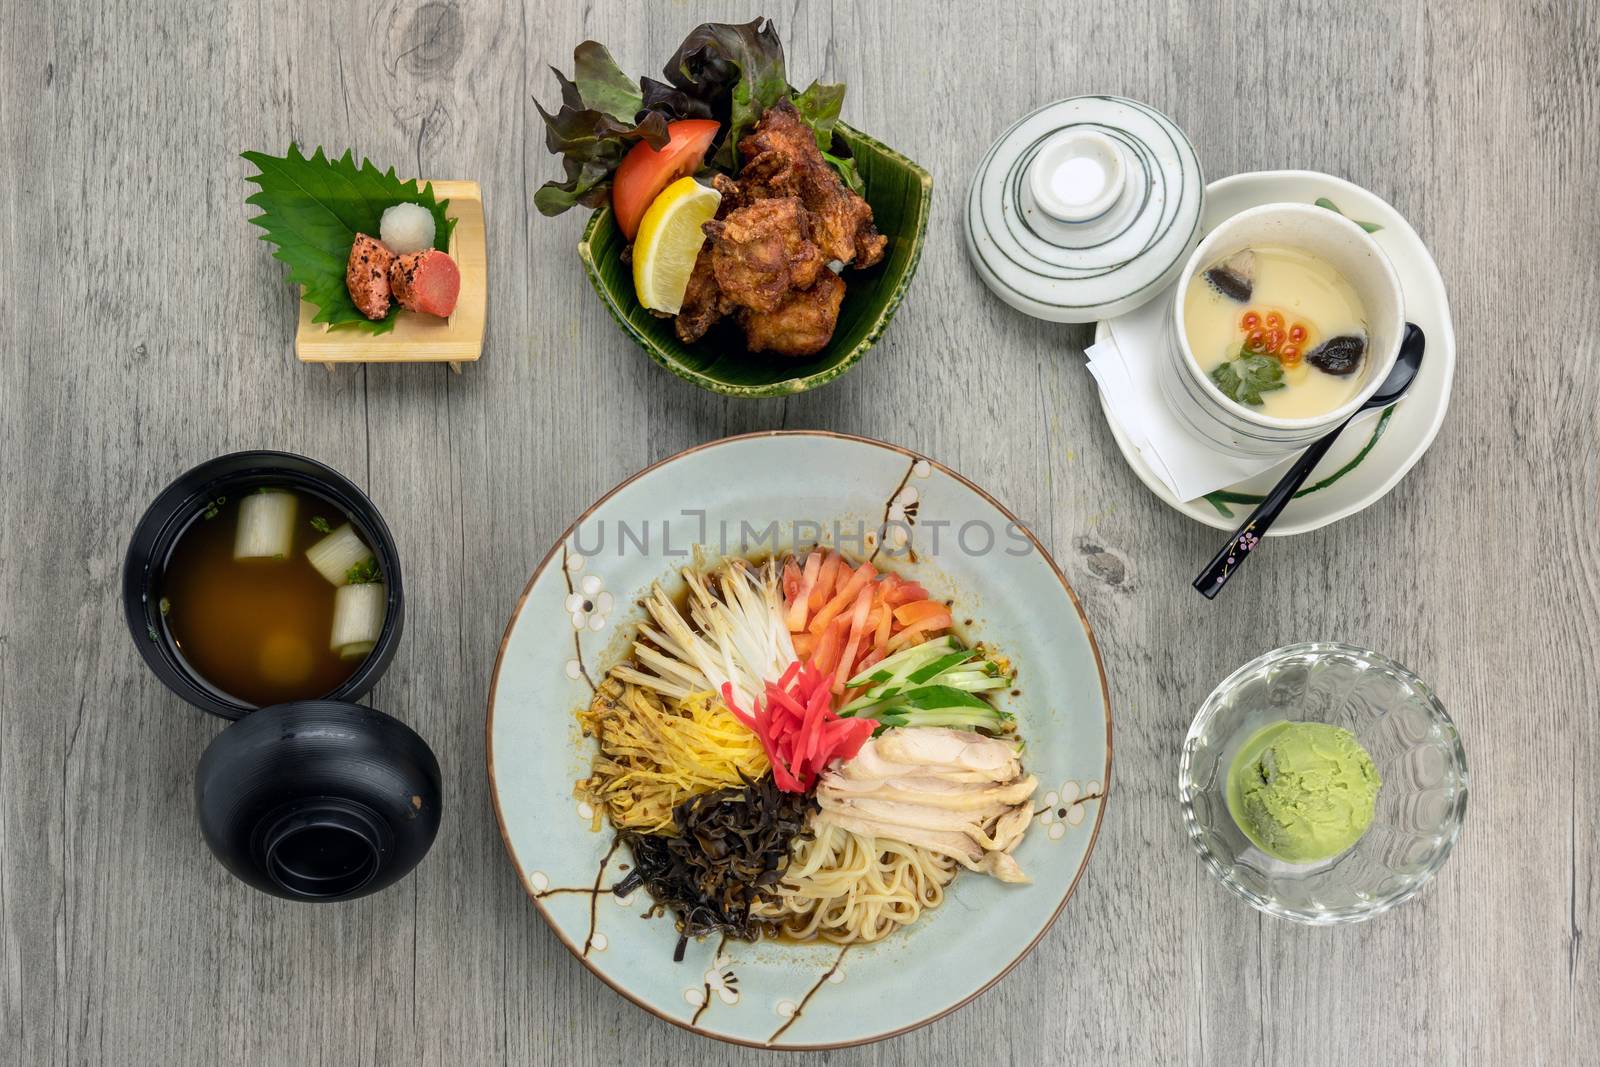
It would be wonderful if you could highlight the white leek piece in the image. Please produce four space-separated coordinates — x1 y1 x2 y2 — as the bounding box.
233 491 297 560
330 583 386 655
608 559 795 710
305 523 373 586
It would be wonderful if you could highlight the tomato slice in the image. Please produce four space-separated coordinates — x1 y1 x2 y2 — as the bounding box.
611 119 720 240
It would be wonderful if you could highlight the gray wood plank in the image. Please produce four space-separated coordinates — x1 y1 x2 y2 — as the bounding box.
1 0 1594 1064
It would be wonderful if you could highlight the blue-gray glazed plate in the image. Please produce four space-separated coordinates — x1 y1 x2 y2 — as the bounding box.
487 431 1112 1049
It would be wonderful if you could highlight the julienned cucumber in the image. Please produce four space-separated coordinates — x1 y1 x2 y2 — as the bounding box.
839 637 1013 732
845 637 961 691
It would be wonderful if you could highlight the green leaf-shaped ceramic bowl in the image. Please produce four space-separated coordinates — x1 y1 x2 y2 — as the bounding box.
578 125 932 398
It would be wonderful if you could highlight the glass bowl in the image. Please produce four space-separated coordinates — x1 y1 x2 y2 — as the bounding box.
1179 642 1468 924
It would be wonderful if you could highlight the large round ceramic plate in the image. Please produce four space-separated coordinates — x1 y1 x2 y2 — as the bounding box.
1096 170 1456 535
488 431 1112 1049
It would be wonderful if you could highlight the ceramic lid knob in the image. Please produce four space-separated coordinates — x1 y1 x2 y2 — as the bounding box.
1028 130 1127 223
965 95 1206 323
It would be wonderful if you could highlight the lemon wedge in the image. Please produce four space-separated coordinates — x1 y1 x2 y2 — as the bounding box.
632 177 721 315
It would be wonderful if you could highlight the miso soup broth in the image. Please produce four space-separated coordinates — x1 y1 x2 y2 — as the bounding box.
1184 245 1370 419
159 487 386 707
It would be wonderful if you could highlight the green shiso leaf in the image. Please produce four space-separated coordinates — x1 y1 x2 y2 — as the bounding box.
1209 351 1286 406
242 145 456 334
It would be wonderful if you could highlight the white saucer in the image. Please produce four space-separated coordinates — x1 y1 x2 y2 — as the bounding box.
1094 170 1456 536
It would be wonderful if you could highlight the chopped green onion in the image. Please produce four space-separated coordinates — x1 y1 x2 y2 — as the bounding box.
345 557 381 585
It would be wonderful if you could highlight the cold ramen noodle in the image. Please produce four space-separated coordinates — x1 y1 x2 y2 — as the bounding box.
578 550 1037 957
1184 245 1370 419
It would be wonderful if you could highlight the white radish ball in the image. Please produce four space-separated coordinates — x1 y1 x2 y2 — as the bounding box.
379 202 436 255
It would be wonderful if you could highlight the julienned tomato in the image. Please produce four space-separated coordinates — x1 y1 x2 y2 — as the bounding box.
611 119 720 240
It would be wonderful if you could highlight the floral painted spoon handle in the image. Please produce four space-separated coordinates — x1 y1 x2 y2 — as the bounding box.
1191 434 1340 599
1193 322 1426 599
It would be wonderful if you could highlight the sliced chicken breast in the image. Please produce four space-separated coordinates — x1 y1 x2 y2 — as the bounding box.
816 727 1039 883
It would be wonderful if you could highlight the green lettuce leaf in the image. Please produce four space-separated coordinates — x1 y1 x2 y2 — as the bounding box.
661 18 790 171
794 79 864 195
242 145 456 334
563 41 643 122
793 80 845 142
1209 351 1287 406
532 105 669 215
535 19 865 217
534 41 671 216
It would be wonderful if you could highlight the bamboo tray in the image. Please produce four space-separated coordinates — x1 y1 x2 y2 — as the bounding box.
295 180 486 372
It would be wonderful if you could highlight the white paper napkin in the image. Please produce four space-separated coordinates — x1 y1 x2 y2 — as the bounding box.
1085 287 1285 501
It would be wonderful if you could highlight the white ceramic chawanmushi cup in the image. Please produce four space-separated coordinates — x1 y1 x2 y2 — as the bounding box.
1162 203 1404 457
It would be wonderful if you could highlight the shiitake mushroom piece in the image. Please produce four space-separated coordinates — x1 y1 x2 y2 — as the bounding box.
1307 334 1367 376
1203 251 1256 303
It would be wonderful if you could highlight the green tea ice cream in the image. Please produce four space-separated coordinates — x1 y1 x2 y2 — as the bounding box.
1225 721 1382 863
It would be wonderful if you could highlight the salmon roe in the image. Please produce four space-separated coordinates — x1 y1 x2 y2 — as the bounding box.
1238 307 1311 362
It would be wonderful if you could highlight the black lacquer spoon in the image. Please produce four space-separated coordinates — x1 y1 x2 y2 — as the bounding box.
1193 322 1426 599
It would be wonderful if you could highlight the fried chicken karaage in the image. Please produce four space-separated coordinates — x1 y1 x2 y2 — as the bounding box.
669 98 886 357
739 269 846 357
704 197 824 313
737 100 886 269
675 248 728 345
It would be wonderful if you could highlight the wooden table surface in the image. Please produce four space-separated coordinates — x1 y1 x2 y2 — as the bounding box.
3 1 1595 1063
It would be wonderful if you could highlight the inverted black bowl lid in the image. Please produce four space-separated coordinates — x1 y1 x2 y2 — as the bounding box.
195 700 442 902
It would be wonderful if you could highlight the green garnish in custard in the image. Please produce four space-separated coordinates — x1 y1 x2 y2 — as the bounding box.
1209 349 1286 406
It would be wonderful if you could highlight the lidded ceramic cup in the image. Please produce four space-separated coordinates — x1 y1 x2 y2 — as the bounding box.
1162 204 1405 457
965 95 1205 323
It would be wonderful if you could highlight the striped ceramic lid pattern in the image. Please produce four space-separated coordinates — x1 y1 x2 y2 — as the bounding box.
965 95 1205 323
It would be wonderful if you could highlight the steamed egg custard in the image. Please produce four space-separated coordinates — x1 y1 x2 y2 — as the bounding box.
1184 245 1370 419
